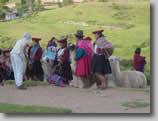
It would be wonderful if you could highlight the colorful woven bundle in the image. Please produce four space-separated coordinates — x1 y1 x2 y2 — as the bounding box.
100 41 114 56
43 47 57 60
47 74 64 87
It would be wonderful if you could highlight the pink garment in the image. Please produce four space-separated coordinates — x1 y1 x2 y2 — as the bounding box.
76 39 93 56
75 56 92 76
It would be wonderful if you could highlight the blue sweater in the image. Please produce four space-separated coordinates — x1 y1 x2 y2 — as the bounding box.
75 47 87 60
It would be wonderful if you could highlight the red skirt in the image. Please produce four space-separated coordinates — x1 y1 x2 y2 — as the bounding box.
75 56 92 76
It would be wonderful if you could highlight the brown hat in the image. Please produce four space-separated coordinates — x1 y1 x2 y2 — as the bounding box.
74 30 84 38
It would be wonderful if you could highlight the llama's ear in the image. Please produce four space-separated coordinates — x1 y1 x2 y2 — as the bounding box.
46 57 49 63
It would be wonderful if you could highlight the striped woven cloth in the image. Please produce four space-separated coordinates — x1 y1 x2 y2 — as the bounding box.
47 74 64 87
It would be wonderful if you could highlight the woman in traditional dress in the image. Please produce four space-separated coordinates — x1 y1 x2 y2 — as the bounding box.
55 37 73 85
133 48 146 73
46 37 57 48
91 30 112 89
74 30 93 88
0 50 14 81
28 38 43 81
10 32 32 89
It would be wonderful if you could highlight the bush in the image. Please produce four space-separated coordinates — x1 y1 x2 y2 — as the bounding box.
63 0 73 6
99 0 108 2
0 36 13 49
120 59 133 67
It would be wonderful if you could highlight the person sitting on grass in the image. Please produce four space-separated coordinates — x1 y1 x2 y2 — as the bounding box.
133 48 146 73
46 37 57 48
0 50 14 82
55 37 73 85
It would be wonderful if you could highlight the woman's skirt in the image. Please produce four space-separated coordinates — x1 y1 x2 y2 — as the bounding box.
28 61 44 81
55 61 73 84
91 54 112 75
75 56 92 76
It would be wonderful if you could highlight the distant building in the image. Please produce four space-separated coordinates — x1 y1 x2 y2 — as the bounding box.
5 3 16 9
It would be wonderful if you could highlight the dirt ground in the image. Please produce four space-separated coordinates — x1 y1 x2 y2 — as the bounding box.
0 85 150 113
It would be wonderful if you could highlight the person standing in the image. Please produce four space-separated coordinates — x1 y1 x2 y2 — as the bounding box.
74 30 93 88
10 32 32 89
46 37 57 48
133 48 146 73
91 30 112 90
28 38 44 81
55 37 73 85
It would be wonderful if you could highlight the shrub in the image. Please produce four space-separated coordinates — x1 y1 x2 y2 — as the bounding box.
63 0 73 6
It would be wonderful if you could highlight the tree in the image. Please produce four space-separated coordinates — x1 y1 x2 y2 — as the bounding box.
0 0 6 5
21 0 27 5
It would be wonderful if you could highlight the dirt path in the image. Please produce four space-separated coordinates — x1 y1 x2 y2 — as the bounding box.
0 85 150 113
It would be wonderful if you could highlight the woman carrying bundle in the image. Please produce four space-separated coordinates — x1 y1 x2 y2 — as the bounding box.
91 30 112 90
74 30 93 88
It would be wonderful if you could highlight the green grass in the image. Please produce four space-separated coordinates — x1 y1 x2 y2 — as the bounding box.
5 80 49 87
121 100 150 108
0 0 150 72
0 103 72 113
119 87 150 92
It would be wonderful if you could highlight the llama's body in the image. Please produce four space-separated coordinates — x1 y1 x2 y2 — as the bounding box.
109 57 147 88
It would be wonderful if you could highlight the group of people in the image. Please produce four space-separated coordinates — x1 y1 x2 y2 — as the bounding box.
0 29 146 90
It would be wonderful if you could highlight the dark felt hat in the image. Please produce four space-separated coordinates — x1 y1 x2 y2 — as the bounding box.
74 30 84 38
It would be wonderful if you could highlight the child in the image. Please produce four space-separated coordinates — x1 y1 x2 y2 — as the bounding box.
133 48 146 73
55 37 73 85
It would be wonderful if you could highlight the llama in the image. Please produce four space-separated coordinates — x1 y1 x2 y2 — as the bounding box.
109 57 147 88
41 56 57 82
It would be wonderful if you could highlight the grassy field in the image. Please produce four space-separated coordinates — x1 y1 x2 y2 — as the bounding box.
5 80 49 87
0 103 72 113
121 100 149 109
0 0 150 71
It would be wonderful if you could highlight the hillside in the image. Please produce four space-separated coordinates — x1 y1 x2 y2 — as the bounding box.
0 0 150 71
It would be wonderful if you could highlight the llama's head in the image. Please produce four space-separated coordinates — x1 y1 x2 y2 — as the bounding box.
41 56 57 74
109 56 121 72
68 43 75 52
41 56 51 65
